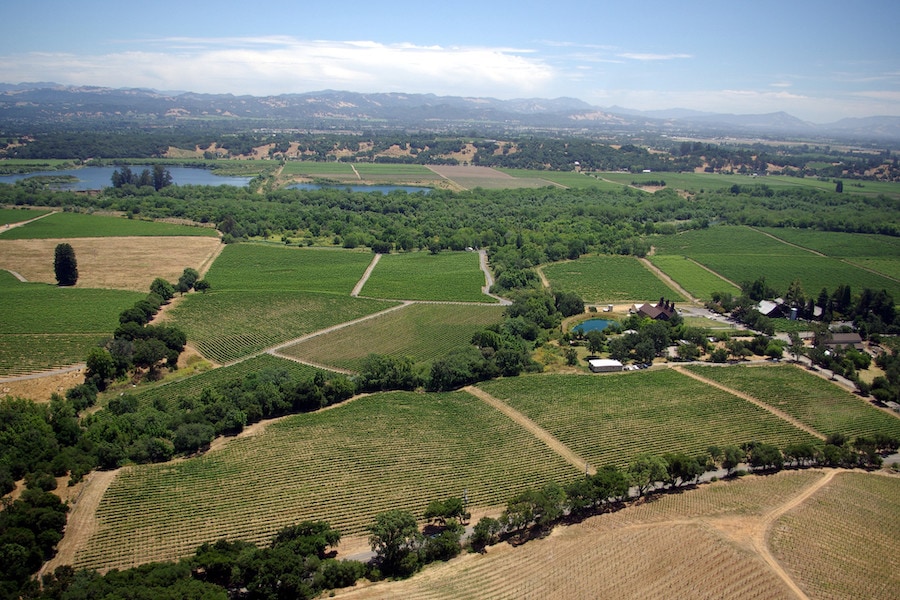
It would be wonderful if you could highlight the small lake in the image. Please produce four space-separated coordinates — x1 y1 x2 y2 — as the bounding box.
0 166 253 190
573 319 615 334
287 183 432 194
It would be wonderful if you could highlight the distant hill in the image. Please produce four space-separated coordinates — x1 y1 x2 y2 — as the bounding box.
1 83 898 143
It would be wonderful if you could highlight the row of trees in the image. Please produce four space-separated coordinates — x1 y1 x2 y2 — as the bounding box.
110 165 173 191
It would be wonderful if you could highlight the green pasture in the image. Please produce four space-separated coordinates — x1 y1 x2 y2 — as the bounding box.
281 162 357 177
204 243 373 295
76 390 578 571
0 211 219 239
0 208 51 226
361 251 493 302
648 254 739 299
758 228 900 258
0 270 141 375
542 254 684 303
684 364 900 441
279 302 505 372
477 369 817 470
125 354 325 410
353 163 440 179
169 290 397 364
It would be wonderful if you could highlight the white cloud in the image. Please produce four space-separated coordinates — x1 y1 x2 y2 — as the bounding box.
0 38 555 98
617 53 692 61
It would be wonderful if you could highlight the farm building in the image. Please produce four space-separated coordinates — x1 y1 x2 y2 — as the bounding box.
588 358 624 373
756 299 788 318
825 332 864 350
631 298 677 320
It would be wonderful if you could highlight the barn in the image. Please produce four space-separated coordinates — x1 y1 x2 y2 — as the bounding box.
588 358 624 373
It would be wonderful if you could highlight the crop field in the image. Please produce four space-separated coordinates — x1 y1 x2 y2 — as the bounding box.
770 472 900 600
360 251 492 302
0 270 141 375
648 254 739 299
0 211 218 239
0 207 51 225
683 364 900 440
426 165 550 190
124 354 325 410
74 390 579 571
353 163 442 182
278 302 504 372
168 291 396 364
542 255 684 303
281 162 358 177
498 169 620 190
203 243 373 295
333 470 830 600
757 228 900 258
0 236 222 292
476 370 818 470
652 226 812 257
849 257 900 281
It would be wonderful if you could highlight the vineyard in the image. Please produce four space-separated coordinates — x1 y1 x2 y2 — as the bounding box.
360 251 492 302
125 354 325 411
757 228 900 258
541 254 684 303
168 291 396 364
0 207 50 225
476 370 818 470
770 472 900 600
0 211 218 239
683 364 900 441
75 391 579 571
202 243 374 295
648 254 739 299
278 302 504 372
333 470 843 600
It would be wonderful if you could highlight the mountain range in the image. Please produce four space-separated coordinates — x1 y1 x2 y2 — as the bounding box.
2 83 899 144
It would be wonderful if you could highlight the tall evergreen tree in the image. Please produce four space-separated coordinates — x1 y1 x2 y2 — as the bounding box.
53 243 78 286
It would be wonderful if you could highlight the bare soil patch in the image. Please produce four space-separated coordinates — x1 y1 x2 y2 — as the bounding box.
0 236 221 292
0 368 85 403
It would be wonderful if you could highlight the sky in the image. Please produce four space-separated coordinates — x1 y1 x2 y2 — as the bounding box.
2 0 899 123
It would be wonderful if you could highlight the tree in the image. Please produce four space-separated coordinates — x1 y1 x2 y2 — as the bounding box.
627 453 668 496
53 243 78 286
150 278 175 303
85 347 116 390
194 279 211 293
152 164 173 191
585 330 606 354
788 331 804 362
368 509 422 577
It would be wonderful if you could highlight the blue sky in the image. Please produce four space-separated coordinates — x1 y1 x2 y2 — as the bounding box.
2 0 898 122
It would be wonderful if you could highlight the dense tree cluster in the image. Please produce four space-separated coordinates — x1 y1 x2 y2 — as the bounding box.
52 243 78 287
110 165 173 191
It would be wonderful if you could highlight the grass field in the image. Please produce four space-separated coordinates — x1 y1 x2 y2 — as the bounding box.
0 211 218 239
168 291 397 364
0 270 141 375
683 364 900 440
499 169 622 190
758 228 900 258
361 251 493 302
648 254 739 299
75 390 579 571
770 471 900 600
203 243 373 295
278 302 505 372
0 207 51 225
542 255 684 303
124 354 327 411
476 370 818 469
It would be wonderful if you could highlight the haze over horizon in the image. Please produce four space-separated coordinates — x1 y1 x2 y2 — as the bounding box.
2 0 898 124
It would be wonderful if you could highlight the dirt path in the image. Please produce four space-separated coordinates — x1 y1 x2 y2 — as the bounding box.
638 256 699 304
0 209 57 233
350 164 361 180
478 249 511 305
672 366 826 440
463 386 594 475
534 263 551 289
2 267 27 282
352 253 380 297
748 226 826 257
40 469 118 576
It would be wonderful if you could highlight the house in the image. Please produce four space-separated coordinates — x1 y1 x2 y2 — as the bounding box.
756 299 788 318
588 358 624 373
825 332 864 351
632 298 677 321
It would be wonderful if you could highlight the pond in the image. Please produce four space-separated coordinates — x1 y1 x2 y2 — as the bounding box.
572 318 615 334
287 183 432 194
0 166 254 190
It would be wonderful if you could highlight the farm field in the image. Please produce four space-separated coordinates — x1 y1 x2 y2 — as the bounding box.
426 165 550 190
0 207 51 225
758 228 900 258
683 364 900 441
74 390 579 571
648 254 739 299
498 168 620 190
652 226 812 257
124 354 325 411
168 290 397 364
770 471 900 600
0 236 222 292
278 302 505 372
541 254 685 303
203 243 373 295
0 270 141 375
334 469 880 600
476 370 818 470
0 211 218 239
360 251 493 302
849 257 900 281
